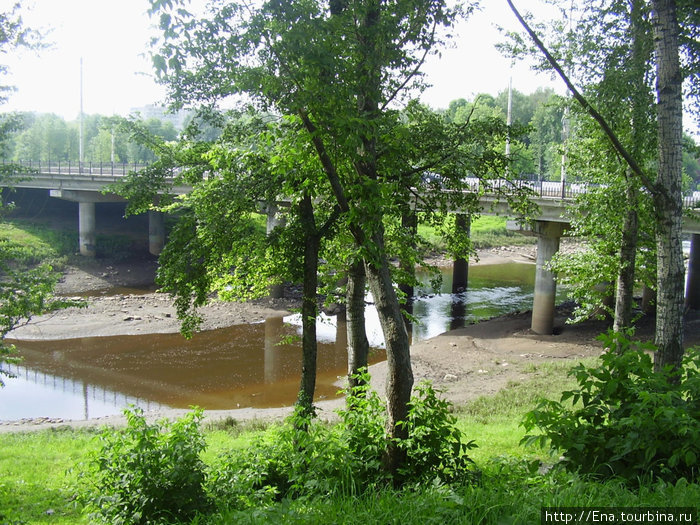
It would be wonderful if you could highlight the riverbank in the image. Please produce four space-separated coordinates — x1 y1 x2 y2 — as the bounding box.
8 244 544 341
8 239 692 432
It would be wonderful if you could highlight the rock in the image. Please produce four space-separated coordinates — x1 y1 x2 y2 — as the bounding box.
443 373 458 381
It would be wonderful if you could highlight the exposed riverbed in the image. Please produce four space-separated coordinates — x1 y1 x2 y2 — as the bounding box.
6 239 692 432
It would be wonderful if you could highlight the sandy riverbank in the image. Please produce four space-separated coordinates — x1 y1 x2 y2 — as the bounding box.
7 240 688 432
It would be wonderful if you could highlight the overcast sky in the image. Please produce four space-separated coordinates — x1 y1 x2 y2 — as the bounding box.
1 0 562 120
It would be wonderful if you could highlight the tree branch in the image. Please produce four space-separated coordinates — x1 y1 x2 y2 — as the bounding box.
505 0 659 195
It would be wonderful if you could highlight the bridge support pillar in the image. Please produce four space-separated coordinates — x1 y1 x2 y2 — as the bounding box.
452 213 471 293
266 203 286 299
531 221 565 335
148 210 165 256
686 234 700 309
78 202 96 257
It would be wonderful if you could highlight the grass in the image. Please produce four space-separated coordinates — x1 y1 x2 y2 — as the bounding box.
0 221 72 267
417 215 536 251
2 356 699 524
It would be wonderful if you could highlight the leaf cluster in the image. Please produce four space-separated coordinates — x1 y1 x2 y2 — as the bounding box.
522 330 700 484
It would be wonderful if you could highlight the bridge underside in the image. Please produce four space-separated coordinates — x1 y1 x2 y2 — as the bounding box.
49 189 165 257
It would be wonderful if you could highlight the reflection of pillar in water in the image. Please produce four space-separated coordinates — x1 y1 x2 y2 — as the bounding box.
264 316 285 383
83 381 89 421
450 296 466 330
452 214 471 293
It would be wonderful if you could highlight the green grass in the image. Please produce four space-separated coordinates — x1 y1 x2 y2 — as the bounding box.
0 429 97 524
0 221 72 266
3 356 698 524
417 215 536 251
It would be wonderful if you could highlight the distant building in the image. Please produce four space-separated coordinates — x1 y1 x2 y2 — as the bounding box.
128 104 193 131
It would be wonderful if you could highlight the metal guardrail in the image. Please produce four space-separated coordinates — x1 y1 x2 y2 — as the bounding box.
3 159 149 176
4 160 700 208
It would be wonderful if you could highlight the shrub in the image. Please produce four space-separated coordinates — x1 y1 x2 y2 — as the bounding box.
397 381 478 484
209 373 478 511
209 406 356 508
336 372 387 487
521 331 700 483
81 407 210 524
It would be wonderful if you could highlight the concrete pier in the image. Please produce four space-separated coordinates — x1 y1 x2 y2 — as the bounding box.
266 203 286 299
78 201 96 257
148 210 165 256
531 221 565 335
686 234 700 310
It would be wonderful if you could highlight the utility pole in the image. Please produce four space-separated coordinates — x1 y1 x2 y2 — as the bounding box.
505 75 513 160
79 57 84 168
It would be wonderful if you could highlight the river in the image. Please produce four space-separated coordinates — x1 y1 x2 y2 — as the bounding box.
0 262 551 421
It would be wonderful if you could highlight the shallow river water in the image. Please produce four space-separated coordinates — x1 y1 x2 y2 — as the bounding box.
0 262 547 421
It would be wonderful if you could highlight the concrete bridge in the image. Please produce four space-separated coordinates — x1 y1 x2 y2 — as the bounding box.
3 160 700 335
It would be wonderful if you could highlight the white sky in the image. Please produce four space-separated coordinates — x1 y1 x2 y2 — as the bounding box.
1 0 562 120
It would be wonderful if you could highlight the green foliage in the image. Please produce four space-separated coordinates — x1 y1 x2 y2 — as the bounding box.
336 372 391 486
522 331 700 483
209 373 477 511
80 407 211 524
397 381 479 484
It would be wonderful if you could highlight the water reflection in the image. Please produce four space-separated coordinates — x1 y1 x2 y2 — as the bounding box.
2 318 386 420
1 262 548 421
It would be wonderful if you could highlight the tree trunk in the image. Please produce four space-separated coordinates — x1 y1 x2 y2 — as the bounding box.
346 258 370 389
651 0 685 373
614 1 648 335
614 181 639 334
297 193 319 415
364 228 413 476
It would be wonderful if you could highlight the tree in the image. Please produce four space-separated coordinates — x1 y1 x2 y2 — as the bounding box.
148 0 535 474
650 0 685 372
506 0 693 370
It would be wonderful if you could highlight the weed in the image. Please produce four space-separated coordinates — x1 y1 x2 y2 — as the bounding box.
522 331 700 483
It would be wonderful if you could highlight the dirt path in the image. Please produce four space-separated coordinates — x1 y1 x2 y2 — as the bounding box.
5 242 696 432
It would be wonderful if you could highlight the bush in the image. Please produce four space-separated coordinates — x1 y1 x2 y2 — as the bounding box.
81 407 210 524
209 373 478 511
522 331 700 483
397 381 478 483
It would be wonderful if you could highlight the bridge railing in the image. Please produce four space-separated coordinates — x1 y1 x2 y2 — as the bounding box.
4 160 700 208
2 160 150 177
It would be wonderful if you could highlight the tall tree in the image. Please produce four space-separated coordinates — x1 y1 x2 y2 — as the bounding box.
650 0 685 371
148 0 534 474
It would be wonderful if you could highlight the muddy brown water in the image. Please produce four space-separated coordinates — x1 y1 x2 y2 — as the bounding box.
1 263 548 421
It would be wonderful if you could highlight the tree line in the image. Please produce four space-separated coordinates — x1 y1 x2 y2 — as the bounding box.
0 111 179 163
